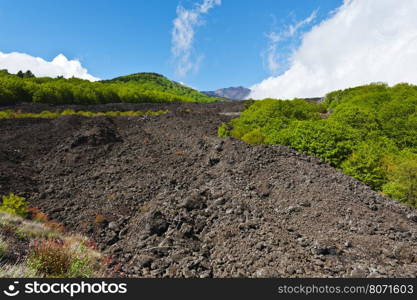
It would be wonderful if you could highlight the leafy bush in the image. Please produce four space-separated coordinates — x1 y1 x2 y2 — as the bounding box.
241 128 266 145
341 137 398 189
228 99 324 140
382 151 417 207
329 104 380 132
218 122 230 137
276 120 358 166
0 193 28 217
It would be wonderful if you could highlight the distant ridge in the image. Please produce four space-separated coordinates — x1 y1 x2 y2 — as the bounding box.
203 86 251 100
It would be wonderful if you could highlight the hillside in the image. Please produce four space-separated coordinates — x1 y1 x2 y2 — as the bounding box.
0 70 220 106
105 72 218 103
0 101 416 278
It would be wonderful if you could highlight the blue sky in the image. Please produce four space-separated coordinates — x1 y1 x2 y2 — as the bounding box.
0 0 343 90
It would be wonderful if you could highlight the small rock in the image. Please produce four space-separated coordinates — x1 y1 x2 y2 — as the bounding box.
255 267 277 278
146 211 169 236
287 206 302 214
208 157 220 166
225 209 234 215
297 237 310 247
285 266 296 275
105 231 119 246
118 227 128 239
313 241 337 255
135 255 154 268
215 142 224 152
108 245 122 254
214 198 225 206
350 267 367 278
255 242 266 251
179 223 194 238
181 190 205 210
299 201 311 207
199 271 211 278
407 214 417 223
108 221 119 231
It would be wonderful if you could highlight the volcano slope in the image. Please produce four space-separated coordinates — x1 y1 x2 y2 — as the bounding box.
0 102 416 278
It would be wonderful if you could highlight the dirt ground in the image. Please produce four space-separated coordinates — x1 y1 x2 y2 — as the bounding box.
0 102 416 277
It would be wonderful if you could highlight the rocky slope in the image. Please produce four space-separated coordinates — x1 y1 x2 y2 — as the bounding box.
0 102 416 278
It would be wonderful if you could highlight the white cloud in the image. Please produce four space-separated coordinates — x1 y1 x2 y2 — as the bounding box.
171 0 221 77
0 52 100 81
178 81 197 89
250 0 417 99
264 10 317 75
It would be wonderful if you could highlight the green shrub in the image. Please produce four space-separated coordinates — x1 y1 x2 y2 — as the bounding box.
0 210 105 278
0 193 28 217
27 239 102 278
28 240 72 277
241 128 266 145
279 120 358 167
67 256 95 278
218 122 230 137
341 137 398 189
382 151 417 207
329 104 380 132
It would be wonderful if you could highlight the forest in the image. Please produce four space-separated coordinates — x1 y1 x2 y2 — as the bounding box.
0 70 219 105
219 83 417 207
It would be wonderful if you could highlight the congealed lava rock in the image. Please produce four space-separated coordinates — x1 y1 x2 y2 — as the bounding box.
71 118 121 148
1 101 417 278
180 190 207 211
146 211 169 236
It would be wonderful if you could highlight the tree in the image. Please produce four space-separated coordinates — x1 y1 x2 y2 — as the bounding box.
278 120 359 167
383 152 417 207
341 137 398 189
24 70 35 78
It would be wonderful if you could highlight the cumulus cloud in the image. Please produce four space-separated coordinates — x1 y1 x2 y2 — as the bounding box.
250 0 417 99
171 0 221 77
264 10 317 74
0 52 99 81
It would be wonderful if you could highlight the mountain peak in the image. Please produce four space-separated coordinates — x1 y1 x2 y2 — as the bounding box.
203 86 251 100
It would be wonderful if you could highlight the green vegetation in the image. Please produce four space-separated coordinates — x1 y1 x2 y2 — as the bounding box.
0 109 169 119
219 83 417 207
27 238 103 278
0 70 219 106
382 151 417 207
0 193 29 217
0 201 107 278
0 237 8 258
